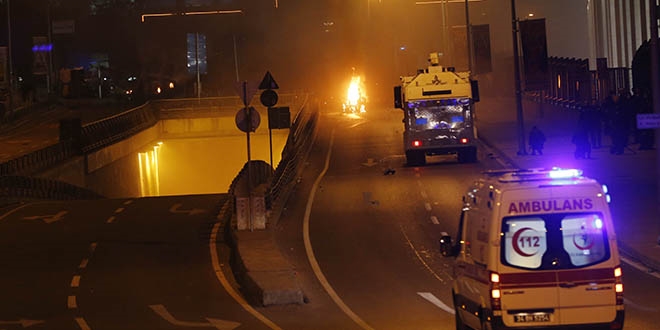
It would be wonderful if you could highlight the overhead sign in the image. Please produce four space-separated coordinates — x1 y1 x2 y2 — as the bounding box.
259 71 279 90
637 113 660 129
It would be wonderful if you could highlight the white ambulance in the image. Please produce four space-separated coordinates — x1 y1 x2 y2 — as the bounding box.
440 168 624 330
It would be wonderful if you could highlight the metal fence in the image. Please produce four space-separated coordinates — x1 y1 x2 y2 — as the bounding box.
528 56 630 110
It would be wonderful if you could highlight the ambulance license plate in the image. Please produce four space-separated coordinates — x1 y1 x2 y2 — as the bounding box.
514 313 550 323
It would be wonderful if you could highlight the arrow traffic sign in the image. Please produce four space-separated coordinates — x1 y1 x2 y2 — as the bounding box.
0 319 45 328
149 304 241 329
23 211 68 224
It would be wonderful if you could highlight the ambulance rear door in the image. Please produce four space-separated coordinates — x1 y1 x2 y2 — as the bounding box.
555 211 618 325
499 214 561 327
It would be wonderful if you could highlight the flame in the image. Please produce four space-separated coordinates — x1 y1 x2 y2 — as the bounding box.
347 76 362 106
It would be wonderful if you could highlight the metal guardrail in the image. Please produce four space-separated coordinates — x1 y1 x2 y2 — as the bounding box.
0 140 77 176
265 97 319 222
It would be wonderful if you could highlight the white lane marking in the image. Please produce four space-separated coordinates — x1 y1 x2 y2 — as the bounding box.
0 319 45 327
106 216 115 224
114 207 125 214
67 295 77 309
22 210 68 224
71 275 81 288
74 317 91 330
418 292 455 315
88 243 97 254
123 200 133 205
623 297 659 312
79 259 89 269
0 203 32 222
400 224 446 283
430 216 440 225
420 190 428 199
170 203 206 215
149 305 241 329
424 202 432 211
304 130 375 330
209 218 282 329
620 256 660 279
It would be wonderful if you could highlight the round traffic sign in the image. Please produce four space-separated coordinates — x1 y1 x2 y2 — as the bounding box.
235 107 261 133
260 89 278 107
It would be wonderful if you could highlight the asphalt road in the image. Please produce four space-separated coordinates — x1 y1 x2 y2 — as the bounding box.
259 103 660 329
0 194 273 329
1 102 659 329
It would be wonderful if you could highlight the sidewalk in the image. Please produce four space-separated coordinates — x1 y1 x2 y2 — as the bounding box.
477 95 660 272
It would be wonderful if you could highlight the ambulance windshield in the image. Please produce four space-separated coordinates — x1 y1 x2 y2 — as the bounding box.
501 213 610 270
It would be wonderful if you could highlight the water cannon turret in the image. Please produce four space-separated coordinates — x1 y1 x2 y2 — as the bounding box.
428 52 441 66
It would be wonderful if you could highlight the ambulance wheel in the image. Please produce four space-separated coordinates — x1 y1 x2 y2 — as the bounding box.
406 150 426 166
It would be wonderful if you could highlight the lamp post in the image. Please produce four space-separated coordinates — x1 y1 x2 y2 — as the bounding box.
5 0 13 111
650 0 660 246
511 0 527 156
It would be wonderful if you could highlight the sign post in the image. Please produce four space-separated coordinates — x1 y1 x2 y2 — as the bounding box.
259 71 280 168
234 80 258 230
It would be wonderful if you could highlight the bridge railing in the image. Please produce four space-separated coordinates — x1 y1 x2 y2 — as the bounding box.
1 92 314 203
264 95 319 225
0 93 307 176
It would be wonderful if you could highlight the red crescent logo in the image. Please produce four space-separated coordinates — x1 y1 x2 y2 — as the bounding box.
512 227 537 257
573 233 595 250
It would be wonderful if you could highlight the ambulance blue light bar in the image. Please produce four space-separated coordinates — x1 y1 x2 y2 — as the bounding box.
495 168 584 183
548 168 582 179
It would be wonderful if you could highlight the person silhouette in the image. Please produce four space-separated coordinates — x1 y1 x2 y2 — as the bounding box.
529 126 546 155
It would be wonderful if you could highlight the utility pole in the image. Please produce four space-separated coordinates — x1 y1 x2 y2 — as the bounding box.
650 0 660 246
464 0 473 74
6 0 13 111
511 0 527 156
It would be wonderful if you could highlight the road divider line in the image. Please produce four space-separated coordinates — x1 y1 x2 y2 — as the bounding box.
114 207 125 214
88 243 97 254
67 295 77 309
304 129 375 330
71 275 81 288
106 216 115 224
74 317 91 330
79 258 89 269
417 292 455 315
209 220 282 329
430 216 439 225
123 200 133 205
399 223 445 284
424 202 432 211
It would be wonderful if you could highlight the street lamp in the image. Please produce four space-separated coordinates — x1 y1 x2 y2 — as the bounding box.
4 0 13 111
510 0 527 156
